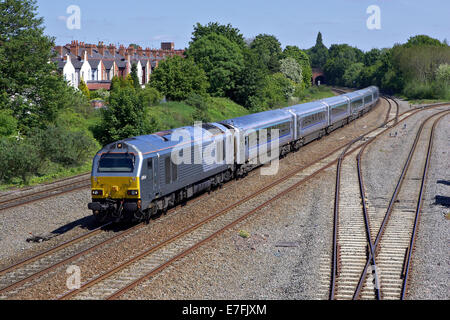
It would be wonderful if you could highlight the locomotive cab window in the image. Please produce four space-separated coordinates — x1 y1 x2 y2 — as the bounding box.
98 153 135 173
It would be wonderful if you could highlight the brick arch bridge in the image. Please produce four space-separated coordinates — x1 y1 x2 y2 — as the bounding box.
312 68 326 85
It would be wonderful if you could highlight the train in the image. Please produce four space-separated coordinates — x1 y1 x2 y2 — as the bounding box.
88 86 380 222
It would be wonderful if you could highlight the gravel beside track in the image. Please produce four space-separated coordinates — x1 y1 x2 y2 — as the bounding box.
406 113 449 300
118 168 337 300
0 190 95 269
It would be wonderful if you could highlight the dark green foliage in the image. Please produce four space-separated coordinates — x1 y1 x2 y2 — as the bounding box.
232 48 267 108
306 32 329 69
248 73 294 112
187 33 244 97
130 63 141 89
0 0 77 132
150 55 209 101
0 137 41 183
250 34 283 73
94 87 151 145
31 125 97 167
110 76 121 91
0 110 18 137
191 22 246 48
404 35 445 48
141 86 162 106
324 44 364 85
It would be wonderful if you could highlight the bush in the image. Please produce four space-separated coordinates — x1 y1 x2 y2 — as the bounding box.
185 93 211 122
402 80 450 100
0 110 18 137
31 126 97 167
141 86 162 107
0 138 41 183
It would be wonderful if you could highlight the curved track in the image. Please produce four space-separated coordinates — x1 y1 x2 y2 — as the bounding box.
328 97 449 300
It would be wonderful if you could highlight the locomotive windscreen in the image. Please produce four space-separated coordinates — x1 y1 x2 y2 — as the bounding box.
98 153 135 173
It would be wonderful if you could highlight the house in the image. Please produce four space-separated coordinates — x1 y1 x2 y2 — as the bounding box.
53 41 185 91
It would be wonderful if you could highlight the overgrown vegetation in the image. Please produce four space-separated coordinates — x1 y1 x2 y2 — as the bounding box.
312 33 450 100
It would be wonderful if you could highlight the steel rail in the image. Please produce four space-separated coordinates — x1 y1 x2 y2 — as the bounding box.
352 109 450 300
329 96 394 300
400 112 449 299
0 222 112 277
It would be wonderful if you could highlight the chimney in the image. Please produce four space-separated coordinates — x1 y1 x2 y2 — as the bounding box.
119 45 126 56
108 44 116 57
145 47 151 57
70 40 79 56
55 46 63 57
137 46 143 57
127 46 135 56
98 41 105 56
161 42 175 51
86 44 93 56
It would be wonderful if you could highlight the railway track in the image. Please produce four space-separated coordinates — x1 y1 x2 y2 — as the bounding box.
325 98 449 300
53 98 412 300
0 98 446 300
0 173 91 212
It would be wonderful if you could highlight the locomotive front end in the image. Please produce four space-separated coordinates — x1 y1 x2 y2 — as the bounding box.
88 142 143 222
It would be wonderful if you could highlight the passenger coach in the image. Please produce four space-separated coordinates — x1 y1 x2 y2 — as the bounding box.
88 87 380 222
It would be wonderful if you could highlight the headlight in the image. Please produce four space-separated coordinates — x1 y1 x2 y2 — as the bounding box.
92 190 103 196
127 190 139 196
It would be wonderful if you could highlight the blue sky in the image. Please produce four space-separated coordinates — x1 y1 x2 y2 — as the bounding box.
36 0 449 51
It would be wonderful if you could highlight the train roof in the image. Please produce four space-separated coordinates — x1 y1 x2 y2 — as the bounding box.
284 100 328 116
98 123 227 157
320 95 350 106
220 109 292 131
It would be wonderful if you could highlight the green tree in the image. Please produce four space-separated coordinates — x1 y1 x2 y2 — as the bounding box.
130 63 141 89
78 79 90 100
283 46 313 87
404 35 445 48
232 47 267 108
342 62 364 87
110 75 121 91
280 57 303 84
306 32 329 69
249 73 294 111
0 138 41 183
0 0 77 132
435 63 450 84
140 86 162 106
149 55 209 101
94 87 149 145
324 44 364 85
250 34 283 73
186 33 244 97
190 22 246 48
